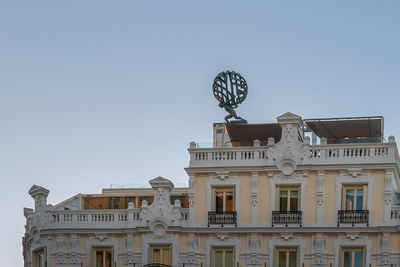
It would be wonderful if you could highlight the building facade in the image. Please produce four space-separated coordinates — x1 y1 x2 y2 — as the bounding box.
23 112 400 267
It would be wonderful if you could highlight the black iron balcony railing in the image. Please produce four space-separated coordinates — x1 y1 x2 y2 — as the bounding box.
208 211 237 227
143 264 172 267
272 211 302 227
337 210 369 226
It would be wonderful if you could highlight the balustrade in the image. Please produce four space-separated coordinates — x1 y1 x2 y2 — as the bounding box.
272 211 302 227
337 210 369 226
208 211 237 227
190 143 395 167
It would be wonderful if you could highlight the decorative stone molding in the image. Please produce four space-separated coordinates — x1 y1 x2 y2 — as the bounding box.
142 234 179 266
139 176 182 232
269 234 305 267
377 233 391 266
345 232 360 241
246 233 262 266
267 112 310 176
347 168 363 177
86 235 119 267
311 234 327 267
269 174 307 226
317 171 325 224
206 173 242 226
335 172 374 226
205 235 241 267
334 235 371 267
251 172 258 225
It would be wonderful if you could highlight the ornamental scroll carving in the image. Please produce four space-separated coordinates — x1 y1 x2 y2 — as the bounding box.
139 177 182 238
267 113 310 176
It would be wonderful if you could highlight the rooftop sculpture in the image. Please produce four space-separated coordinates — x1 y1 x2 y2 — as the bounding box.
212 70 248 123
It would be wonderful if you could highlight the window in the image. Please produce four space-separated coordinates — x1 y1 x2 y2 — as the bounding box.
342 185 367 210
275 248 298 267
276 187 299 211
212 188 234 212
92 247 112 267
340 247 365 267
33 248 46 267
149 245 171 265
395 192 400 206
211 247 234 267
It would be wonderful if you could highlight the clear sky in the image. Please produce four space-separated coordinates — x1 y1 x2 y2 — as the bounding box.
1 1 399 265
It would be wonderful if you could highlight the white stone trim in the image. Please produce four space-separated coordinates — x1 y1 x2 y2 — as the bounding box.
188 175 195 226
31 235 51 267
251 172 258 225
85 235 119 267
268 235 305 266
269 174 307 227
334 235 371 267
142 234 179 266
206 173 242 225
317 171 325 224
205 236 241 267
335 173 375 226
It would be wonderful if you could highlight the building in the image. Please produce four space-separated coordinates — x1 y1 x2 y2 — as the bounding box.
23 112 400 267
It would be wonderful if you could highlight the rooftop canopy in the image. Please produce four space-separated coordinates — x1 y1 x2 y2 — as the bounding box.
304 116 384 144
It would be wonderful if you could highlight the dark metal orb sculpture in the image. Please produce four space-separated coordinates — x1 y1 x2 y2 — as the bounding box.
212 70 248 123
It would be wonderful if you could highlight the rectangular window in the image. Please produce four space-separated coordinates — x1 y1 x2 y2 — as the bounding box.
149 245 171 265
340 247 365 267
276 187 299 211
33 248 46 267
395 192 400 206
212 188 235 212
275 248 298 267
342 185 367 210
92 247 112 267
211 247 234 267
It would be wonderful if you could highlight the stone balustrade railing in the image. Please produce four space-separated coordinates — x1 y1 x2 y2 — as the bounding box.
188 142 398 168
49 208 190 229
391 206 400 221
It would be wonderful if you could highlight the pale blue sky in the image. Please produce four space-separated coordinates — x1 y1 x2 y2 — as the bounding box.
1 1 399 265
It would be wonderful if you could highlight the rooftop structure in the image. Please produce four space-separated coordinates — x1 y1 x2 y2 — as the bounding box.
23 112 400 267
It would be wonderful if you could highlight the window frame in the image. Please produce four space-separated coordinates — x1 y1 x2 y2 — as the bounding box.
274 247 299 267
212 187 235 212
92 247 113 267
341 185 368 211
275 186 300 212
210 246 234 267
33 247 46 267
149 244 172 265
339 247 365 267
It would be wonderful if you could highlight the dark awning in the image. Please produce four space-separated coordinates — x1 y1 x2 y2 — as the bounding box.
226 123 282 143
304 116 383 140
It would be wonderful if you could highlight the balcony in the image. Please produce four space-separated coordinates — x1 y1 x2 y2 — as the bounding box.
271 211 302 227
337 210 369 226
188 142 397 168
48 208 189 229
208 211 237 227
143 265 171 267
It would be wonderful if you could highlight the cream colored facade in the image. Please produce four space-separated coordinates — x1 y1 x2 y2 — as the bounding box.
23 112 400 267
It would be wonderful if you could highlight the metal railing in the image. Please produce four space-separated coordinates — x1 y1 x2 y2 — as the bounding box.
143 264 172 267
208 211 237 227
271 211 302 227
337 210 369 226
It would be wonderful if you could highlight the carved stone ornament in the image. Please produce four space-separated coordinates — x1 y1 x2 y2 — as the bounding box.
267 113 310 176
139 177 183 236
